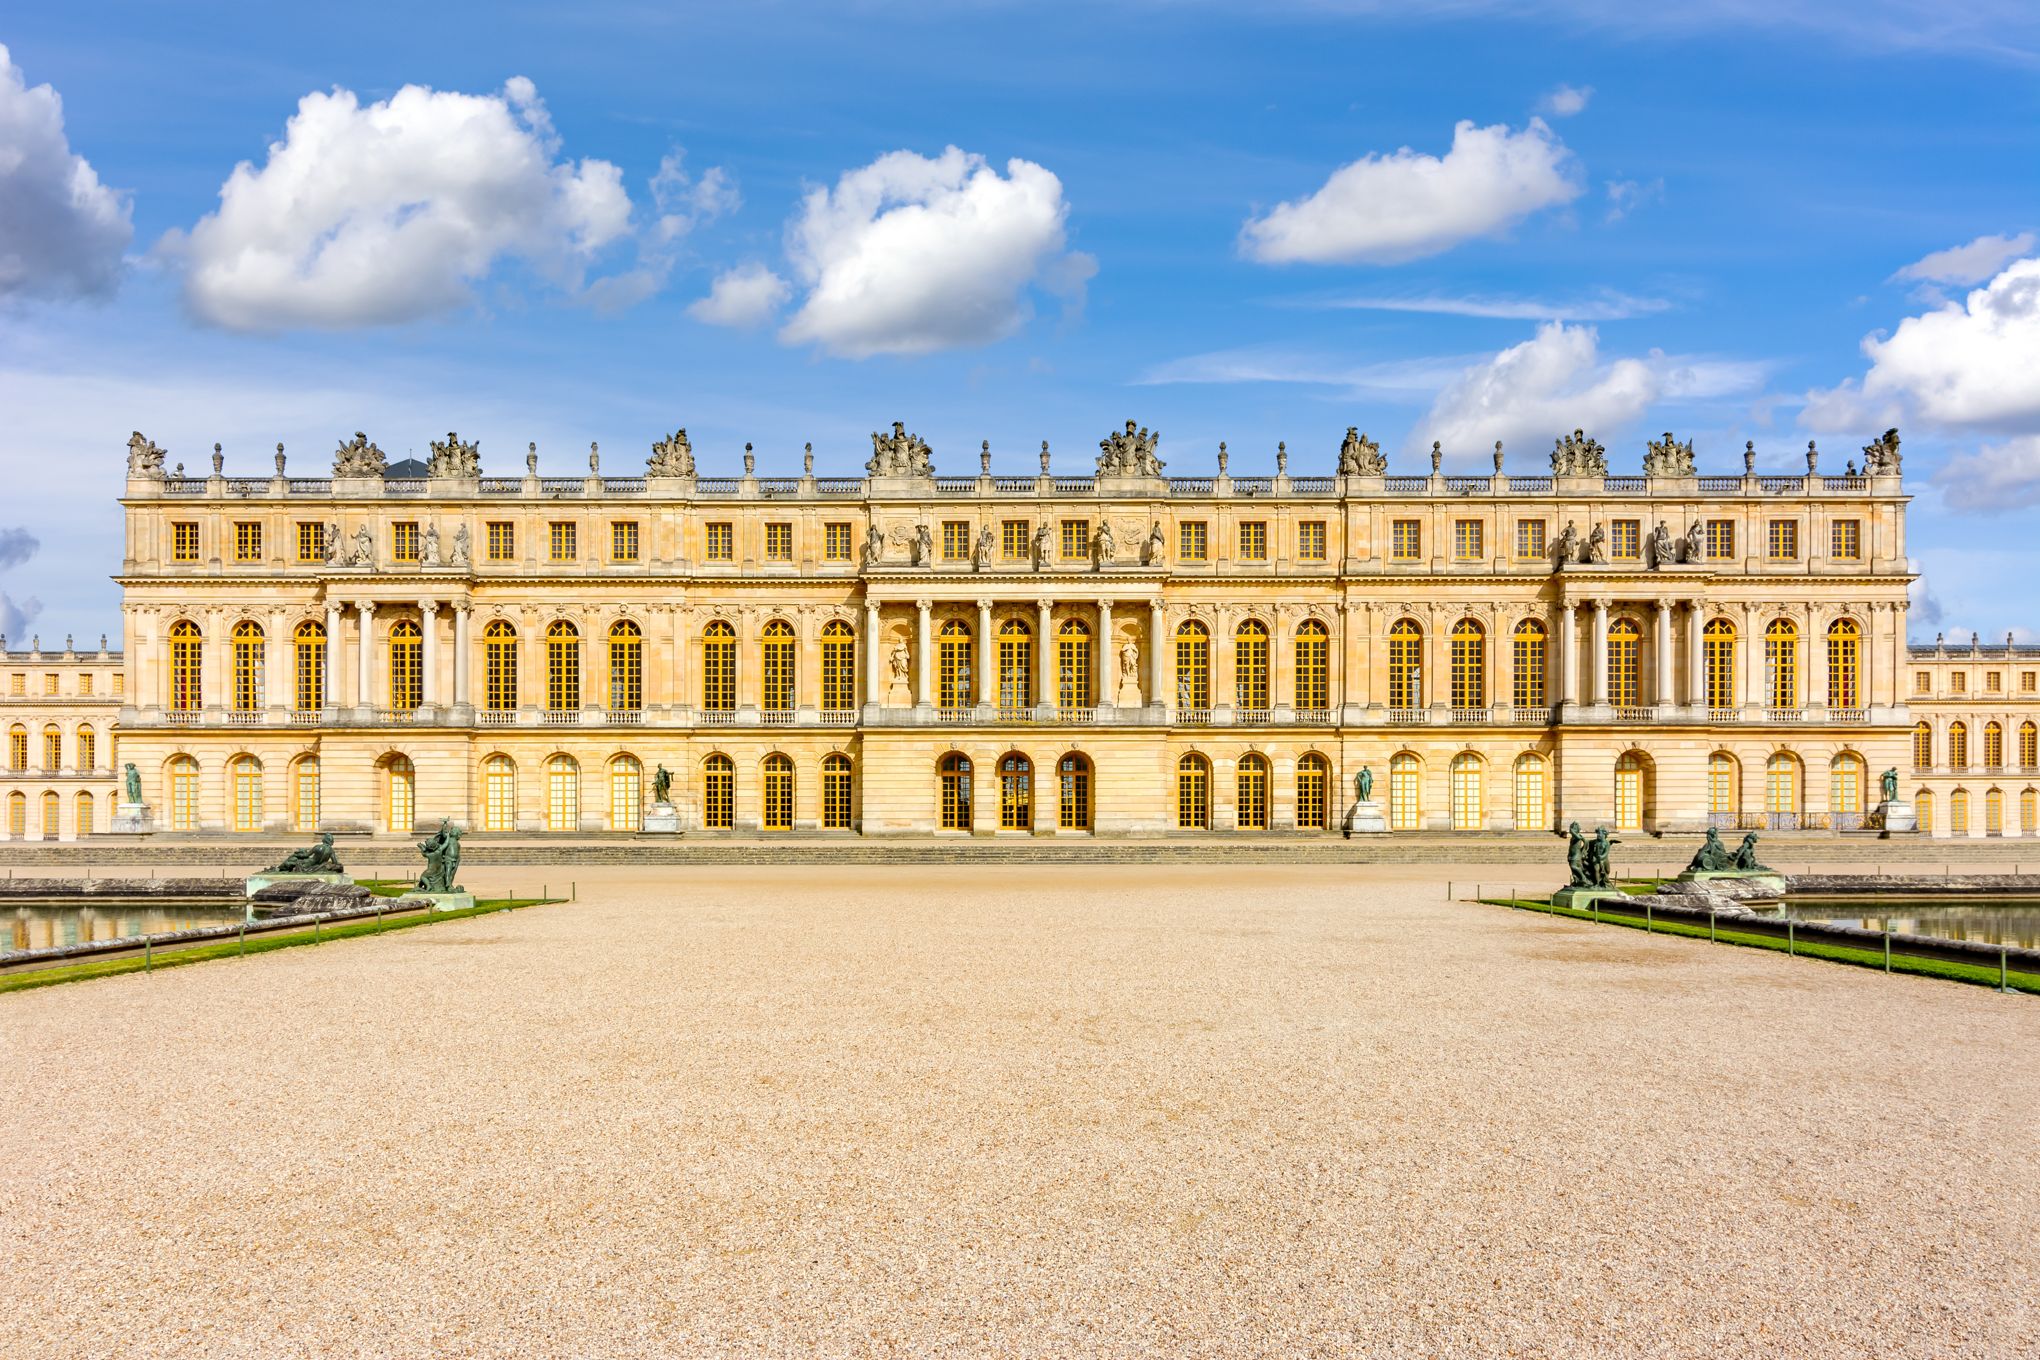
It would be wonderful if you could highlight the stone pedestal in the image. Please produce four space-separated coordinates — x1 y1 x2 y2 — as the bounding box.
111 801 153 834
1343 799 1388 835
395 891 476 913
643 802 681 834
1552 886 1626 910
1875 799 1916 835
1673 868 1788 898
244 870 351 897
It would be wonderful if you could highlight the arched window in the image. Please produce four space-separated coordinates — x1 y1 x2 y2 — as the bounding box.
1234 620 1270 711
702 754 734 829
998 620 1033 712
1513 753 1548 831
1615 751 1648 831
609 754 642 831
230 755 263 832
1916 789 1934 833
1175 622 1210 709
1295 621 1330 710
759 620 795 712
2022 788 2037 835
939 619 975 710
762 754 795 831
1831 753 1864 826
821 621 856 711
41 724 61 772
1388 619 1422 711
1826 619 1860 709
1608 618 1641 708
384 754 415 834
1450 619 1485 710
1511 620 1546 710
232 620 265 712
546 755 579 831
292 755 320 832
1764 752 1801 826
546 620 581 712
1913 721 1933 769
1704 619 1737 710
169 755 200 831
1176 754 1210 830
484 621 518 711
1949 787 1970 835
1708 752 1739 826
1236 753 1269 829
939 753 973 831
608 620 643 712
294 619 325 712
1984 721 2004 770
999 752 1034 830
6 791 23 837
483 755 516 831
1058 753 1092 831
2023 721 2039 771
77 725 95 773
169 620 202 711
822 753 854 829
1984 787 2004 836
6 724 25 771
1389 752 1421 830
40 790 58 840
1949 721 1969 770
1296 753 1330 830
701 621 736 711
388 619 422 710
75 791 93 838
1764 619 1799 710
1057 618 1092 710
1450 753 1483 830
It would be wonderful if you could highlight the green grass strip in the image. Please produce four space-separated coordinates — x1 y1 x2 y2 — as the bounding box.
1485 896 2040 994
0 897 556 995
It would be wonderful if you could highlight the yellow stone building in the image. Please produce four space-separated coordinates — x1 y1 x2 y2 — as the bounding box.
1 420 1993 842
1903 635 2040 839
1 638 125 841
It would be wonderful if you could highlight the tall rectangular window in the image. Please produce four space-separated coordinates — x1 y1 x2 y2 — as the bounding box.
78 673 93 695
1831 519 1861 560
611 521 640 562
1914 670 1931 694
1453 519 1484 561
764 522 793 561
172 522 200 562
1512 626 1546 709
1060 519 1089 559
1237 521 1268 561
1610 519 1640 560
1706 519 1736 559
942 520 971 561
44 673 60 696
297 522 323 563
1178 521 1208 561
486 521 515 561
1390 519 1421 562
234 521 262 562
825 522 853 561
1768 519 1799 560
548 521 577 562
1951 671 1966 693
1297 521 1326 562
1001 519 1030 559
705 522 734 561
1516 520 1546 560
391 522 419 563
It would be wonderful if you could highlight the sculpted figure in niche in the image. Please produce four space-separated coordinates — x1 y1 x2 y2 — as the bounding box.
450 524 472 568
1032 523 1052 571
1552 521 1580 569
973 525 994 571
1120 640 1140 682
1683 519 1705 564
913 523 933 567
1649 520 1676 570
350 525 375 567
1585 524 1608 565
861 523 885 568
1144 521 1166 566
1092 520 1116 569
421 524 441 567
888 641 911 685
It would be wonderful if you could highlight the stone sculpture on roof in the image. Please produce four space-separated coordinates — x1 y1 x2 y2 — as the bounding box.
1097 420 1165 477
1862 427 1902 475
1550 429 1607 476
126 431 166 478
648 429 695 477
868 421 934 477
1337 428 1385 475
1644 431 1696 477
334 431 387 477
427 431 481 478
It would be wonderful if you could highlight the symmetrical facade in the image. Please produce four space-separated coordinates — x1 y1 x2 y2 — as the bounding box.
1 639 125 841
0 420 1983 839
1904 635 2040 838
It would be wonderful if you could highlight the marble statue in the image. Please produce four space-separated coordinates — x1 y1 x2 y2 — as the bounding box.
1097 420 1165 477
1683 519 1705 564
861 523 885 568
1092 520 1115 568
420 524 441 567
1032 523 1052 571
1357 766 1374 802
1552 521 1580 568
889 642 911 685
652 764 674 805
349 525 375 567
973 525 994 571
333 431 386 477
1144 521 1166 566
1649 520 1677 570
913 523 933 567
124 762 143 805
1731 832 1771 873
1685 827 1734 873
1337 427 1384 476
648 429 695 477
450 524 472 568
427 431 480 478
415 820 464 894
126 431 167 477
268 833 345 875
1585 524 1608 564
1120 640 1139 682
868 421 934 478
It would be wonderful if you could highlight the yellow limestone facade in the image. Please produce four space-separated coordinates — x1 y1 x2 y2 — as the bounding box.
0 422 1966 840
1903 636 2040 839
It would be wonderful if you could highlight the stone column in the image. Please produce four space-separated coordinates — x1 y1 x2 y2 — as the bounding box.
1036 598 1053 707
977 599 994 707
1590 599 1609 707
419 600 440 706
356 601 376 710
1558 602 1577 707
914 599 932 708
864 601 881 706
1685 602 1704 708
1097 599 1115 707
1149 599 1166 708
453 603 471 709
1654 599 1674 706
324 604 342 711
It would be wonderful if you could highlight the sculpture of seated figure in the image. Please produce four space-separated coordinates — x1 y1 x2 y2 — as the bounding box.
1731 832 1772 873
267 832 345 875
1685 827 1734 873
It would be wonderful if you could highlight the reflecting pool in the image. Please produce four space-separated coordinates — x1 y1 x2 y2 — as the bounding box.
5 902 247 954
1777 898 2040 951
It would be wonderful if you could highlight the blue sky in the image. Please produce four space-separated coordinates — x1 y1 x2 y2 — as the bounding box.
3 1 2038 644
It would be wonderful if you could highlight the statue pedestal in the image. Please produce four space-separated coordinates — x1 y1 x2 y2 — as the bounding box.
1674 868 1788 897
111 801 153 834
1343 799 1388 835
886 679 912 706
1875 799 1916 835
396 891 475 913
244 870 351 897
643 802 681 834
1115 678 1142 708
1552 886 1626 910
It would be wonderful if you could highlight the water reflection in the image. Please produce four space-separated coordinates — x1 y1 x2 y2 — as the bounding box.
1779 898 2040 951
6 902 248 954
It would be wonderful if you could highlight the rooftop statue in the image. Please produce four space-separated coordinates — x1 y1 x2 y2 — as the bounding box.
1644 431 1696 478
1337 427 1385 475
1096 419 1165 477
648 428 696 477
1862 427 1902 475
868 421 934 478
1550 429 1608 477
126 431 167 478
427 431 481 478
267 833 345 876
333 431 387 478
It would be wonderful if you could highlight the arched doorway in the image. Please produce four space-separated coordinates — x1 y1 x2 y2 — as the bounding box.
1614 751 1650 832
1235 753 1269 829
1057 753 1092 831
999 752 1033 830
939 753 973 831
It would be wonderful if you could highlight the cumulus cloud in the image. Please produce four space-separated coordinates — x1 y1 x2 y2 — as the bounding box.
773 146 1090 358
1892 231 2035 286
0 43 132 300
1299 289 1669 320
1238 119 1581 266
0 526 36 570
1804 256 2040 433
689 262 791 328
1539 84 1593 117
1933 434 2040 512
162 76 646 330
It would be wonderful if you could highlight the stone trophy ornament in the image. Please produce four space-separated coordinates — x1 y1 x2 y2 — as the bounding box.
1096 420 1165 477
868 422 934 477
126 431 167 478
1644 432 1696 477
1862 428 1902 475
1550 429 1608 477
1337 428 1384 476
427 431 481 478
333 431 387 477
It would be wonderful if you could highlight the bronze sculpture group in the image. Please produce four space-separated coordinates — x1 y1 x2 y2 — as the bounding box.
415 820 464 894
1684 827 1773 874
265 832 345 876
1563 822 1620 888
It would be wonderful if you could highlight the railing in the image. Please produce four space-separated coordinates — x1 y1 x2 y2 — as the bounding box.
1613 706 1657 722
819 709 858 725
759 710 795 725
1175 708 1213 726
1602 476 1646 492
697 709 737 725
695 478 741 495
1236 708 1271 724
1450 706 1491 724
164 480 207 496
540 709 579 726
1386 707 1428 724
1833 811 1865 831
815 478 864 495
1290 477 1335 494
1232 477 1273 494
1707 811 1737 830
385 479 427 496
938 707 976 723
1293 708 1332 725
377 708 418 725
225 478 269 496
477 710 516 725
1510 706 1552 725
225 710 262 726
1169 478 1214 495
289 710 322 726
164 709 201 724
1757 476 1805 494
933 478 977 493
991 477 1035 493
1831 708 1868 723
1709 708 1740 723
1062 707 1096 724
1053 477 1095 493
605 709 644 725
1510 476 1552 493
536 478 581 494
1766 708 1805 723
758 479 801 496
1767 812 1801 830
603 477 646 494
1823 476 1867 492
288 478 332 494
1697 476 1743 493
479 478 522 494
1384 476 1429 493
1444 476 1490 494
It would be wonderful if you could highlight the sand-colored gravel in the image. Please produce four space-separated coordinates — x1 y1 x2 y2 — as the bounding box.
2 863 2034 1359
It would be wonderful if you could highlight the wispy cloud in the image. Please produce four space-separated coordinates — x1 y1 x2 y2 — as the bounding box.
1133 346 1476 397
1284 289 1671 321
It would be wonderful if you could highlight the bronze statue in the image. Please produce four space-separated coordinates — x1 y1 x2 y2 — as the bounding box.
1565 821 1590 887
1588 826 1620 886
123 762 143 805
652 764 673 806
1685 827 1733 873
1731 832 1771 873
1880 767 1899 803
267 833 344 875
1357 766 1374 802
416 820 464 894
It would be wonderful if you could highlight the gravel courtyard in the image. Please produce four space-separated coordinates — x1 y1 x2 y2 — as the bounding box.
2 864 2034 1359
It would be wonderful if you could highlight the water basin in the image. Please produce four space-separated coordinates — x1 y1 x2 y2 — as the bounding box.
1773 898 2040 951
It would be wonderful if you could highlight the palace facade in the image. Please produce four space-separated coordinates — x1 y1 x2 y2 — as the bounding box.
0 419 2010 841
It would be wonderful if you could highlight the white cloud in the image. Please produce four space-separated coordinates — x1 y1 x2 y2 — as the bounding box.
1238 119 1581 266
0 43 132 301
776 146 1090 358
1412 322 1657 455
650 149 739 244
162 76 643 330
0 526 37 570
1539 84 1593 117
1933 434 2040 512
1891 231 2036 286
1604 177 1664 222
1299 289 1669 320
689 262 791 329
1134 347 1477 397
1805 256 2040 432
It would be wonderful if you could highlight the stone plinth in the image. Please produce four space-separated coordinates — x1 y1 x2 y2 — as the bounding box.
1552 886 1627 910
1674 869 1788 897
245 870 351 897
396 891 476 913
1343 799 1388 835
1876 799 1916 835
111 801 153 834
643 803 681 834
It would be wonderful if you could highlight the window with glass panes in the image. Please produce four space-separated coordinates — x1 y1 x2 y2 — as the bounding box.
702 756 734 829
1060 519 1089 558
1764 620 1798 708
822 755 853 829
1951 671 1967 693
1175 623 1210 708
231 620 264 711
611 521 640 561
761 621 795 710
1767 519 1798 560
997 620 1032 710
1389 754 1420 830
1234 621 1269 709
78 673 91 695
1388 619 1421 709
1516 519 1546 560
825 522 853 561
1297 521 1326 561
486 521 515 561
42 725 60 771
1057 754 1091 830
1987 670 2002 692
232 757 263 831
545 621 580 711
701 622 735 710
1913 722 1933 767
1236 756 1269 829
384 757 415 834
294 620 326 710
1705 619 1736 708
608 621 642 710
1950 721 1969 768
1512 621 1546 708
548 521 577 561
1983 720 2005 767
1237 521 1267 561
1706 519 1735 559
1295 622 1329 709
939 754 972 830
705 522 734 561
1296 755 1329 830
1056 620 1091 708
1390 519 1421 561
1827 619 1860 708
1176 756 1209 829
942 521 971 561
235 521 262 562
388 620 422 709
764 523 792 561
999 754 1033 829
1610 520 1640 560
1453 519 1483 561
939 620 973 708
297 522 323 562
6 725 23 770
1515 755 1549 830
1915 670 1931 694
77 727 94 771
2022 721 2038 768
821 621 856 710
1450 619 1485 708
43 673 56 695
762 756 794 831
1830 519 1861 559
170 620 202 710
1450 754 1483 830
294 758 319 832
1178 521 1208 561
391 522 419 562
1607 619 1641 706
483 756 515 831
1708 753 1737 817
173 522 200 562
1001 520 1030 560
484 622 517 710
610 757 641 831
